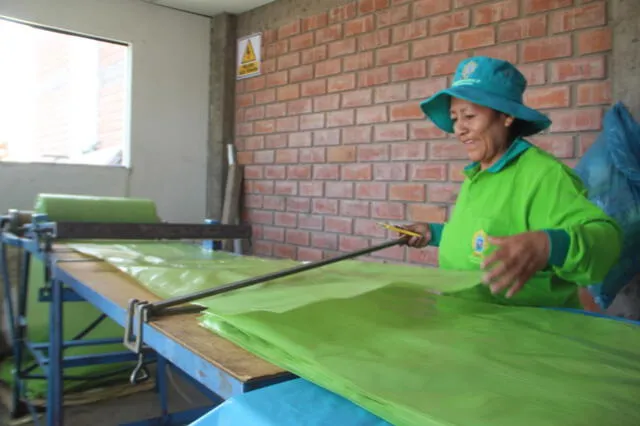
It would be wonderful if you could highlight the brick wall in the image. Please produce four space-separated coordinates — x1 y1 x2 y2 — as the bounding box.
234 0 612 265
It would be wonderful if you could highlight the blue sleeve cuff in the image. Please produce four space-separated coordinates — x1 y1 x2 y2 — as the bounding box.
543 229 570 267
428 223 445 247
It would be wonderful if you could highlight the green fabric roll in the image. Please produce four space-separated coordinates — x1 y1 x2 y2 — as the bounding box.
33 193 160 223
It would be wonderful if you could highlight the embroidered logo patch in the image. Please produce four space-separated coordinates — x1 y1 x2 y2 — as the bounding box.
471 229 487 258
461 60 478 79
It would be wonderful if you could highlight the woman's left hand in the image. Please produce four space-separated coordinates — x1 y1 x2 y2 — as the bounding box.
481 231 550 298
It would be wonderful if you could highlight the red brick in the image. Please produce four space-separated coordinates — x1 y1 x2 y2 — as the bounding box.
430 53 471 76
392 21 428 43
314 164 341 180
275 181 297 195
342 164 373 180
454 26 495 51
577 81 612 106
289 132 312 147
236 122 253 137
316 24 343 45
326 182 354 198
298 247 324 261
300 114 325 130
299 147 326 163
339 235 370 251
343 126 373 144
345 15 375 37
550 56 606 82
263 195 286 211
244 165 263 179
392 60 427 82
475 44 518 64
245 194 263 209
300 181 324 197
342 89 373 107
357 105 387 124
358 68 390 87
414 0 451 18
276 116 299 132
262 59 276 74
275 148 298 164
312 232 339 250
272 243 296 259
430 142 469 160
359 0 390 14
298 214 324 230
314 129 341 146
409 78 448 100
578 133 598 156
327 74 357 93
407 204 447 222
498 16 547 42
237 94 254 108
391 142 426 160
255 89 276 104
267 71 288 88
327 110 355 127
448 162 466 181
330 3 357 23
237 151 253 164
523 0 573 14
390 183 425 202
377 44 410 66
428 183 460 203
287 99 312 115
278 20 301 39
377 5 410 27
290 65 314 83
275 212 298 227
264 103 286 118
375 84 407 103
522 36 572 63
287 165 312 179
578 28 612 55
411 163 447 181
252 240 273 257
277 85 300 101
412 35 450 59
473 0 519 26
517 63 546 86
373 163 407 180
358 29 391 51
302 46 328 64
374 123 407 141
247 210 274 224
524 85 570 109
408 245 440 266
244 106 264 121
286 228 310 245
551 3 606 34
344 51 374 72
278 52 300 70
313 94 340 112
390 102 423 121
530 135 574 158
245 76 266 92
327 146 357 162
315 58 342 78
253 180 274 194
254 120 275 135
287 197 311 213
371 202 404 220
243 136 264 150
301 80 327 97
341 200 371 217
302 13 329 32
371 242 406 261
430 11 470 35
354 218 388 237
324 216 353 233
263 226 285 244
454 0 487 6
329 39 357 58
358 144 390 161
265 134 288 149
355 183 387 200
549 108 603 132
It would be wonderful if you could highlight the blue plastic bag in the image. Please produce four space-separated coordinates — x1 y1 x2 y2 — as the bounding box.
574 102 640 309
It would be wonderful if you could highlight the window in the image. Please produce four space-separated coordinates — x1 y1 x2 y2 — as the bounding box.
0 17 129 166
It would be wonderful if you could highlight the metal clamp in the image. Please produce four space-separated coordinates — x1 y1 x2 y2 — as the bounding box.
123 298 151 384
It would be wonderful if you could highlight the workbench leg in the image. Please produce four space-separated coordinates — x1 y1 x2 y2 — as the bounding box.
156 356 169 419
46 277 63 426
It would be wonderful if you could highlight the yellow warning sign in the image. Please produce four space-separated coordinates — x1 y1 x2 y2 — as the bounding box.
237 34 262 79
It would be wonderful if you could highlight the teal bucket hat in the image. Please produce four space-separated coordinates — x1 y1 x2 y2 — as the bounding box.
419 56 552 137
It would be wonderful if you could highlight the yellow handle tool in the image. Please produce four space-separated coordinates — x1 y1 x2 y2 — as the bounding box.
377 223 422 238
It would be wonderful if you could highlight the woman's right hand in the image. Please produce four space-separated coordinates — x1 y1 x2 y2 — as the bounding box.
399 223 431 248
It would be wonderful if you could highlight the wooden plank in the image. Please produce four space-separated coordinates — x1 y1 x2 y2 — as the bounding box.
53 247 286 383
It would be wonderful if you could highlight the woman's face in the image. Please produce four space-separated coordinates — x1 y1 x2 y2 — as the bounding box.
450 97 514 169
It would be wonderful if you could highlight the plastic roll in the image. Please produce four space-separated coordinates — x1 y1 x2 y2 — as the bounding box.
33 193 160 223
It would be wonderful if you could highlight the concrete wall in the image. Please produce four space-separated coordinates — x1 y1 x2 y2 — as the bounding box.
233 0 613 263
0 0 211 222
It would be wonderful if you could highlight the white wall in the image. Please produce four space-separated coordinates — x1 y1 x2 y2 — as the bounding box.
0 0 211 222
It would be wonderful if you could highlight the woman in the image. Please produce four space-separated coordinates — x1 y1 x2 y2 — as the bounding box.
401 56 622 309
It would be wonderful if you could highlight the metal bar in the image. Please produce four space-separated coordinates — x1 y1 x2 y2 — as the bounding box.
47 278 63 426
151 237 407 314
52 222 252 241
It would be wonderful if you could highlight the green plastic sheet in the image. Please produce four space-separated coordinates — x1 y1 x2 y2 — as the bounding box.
66 241 640 426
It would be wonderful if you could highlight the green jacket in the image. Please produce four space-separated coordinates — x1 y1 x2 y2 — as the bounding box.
429 138 622 308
